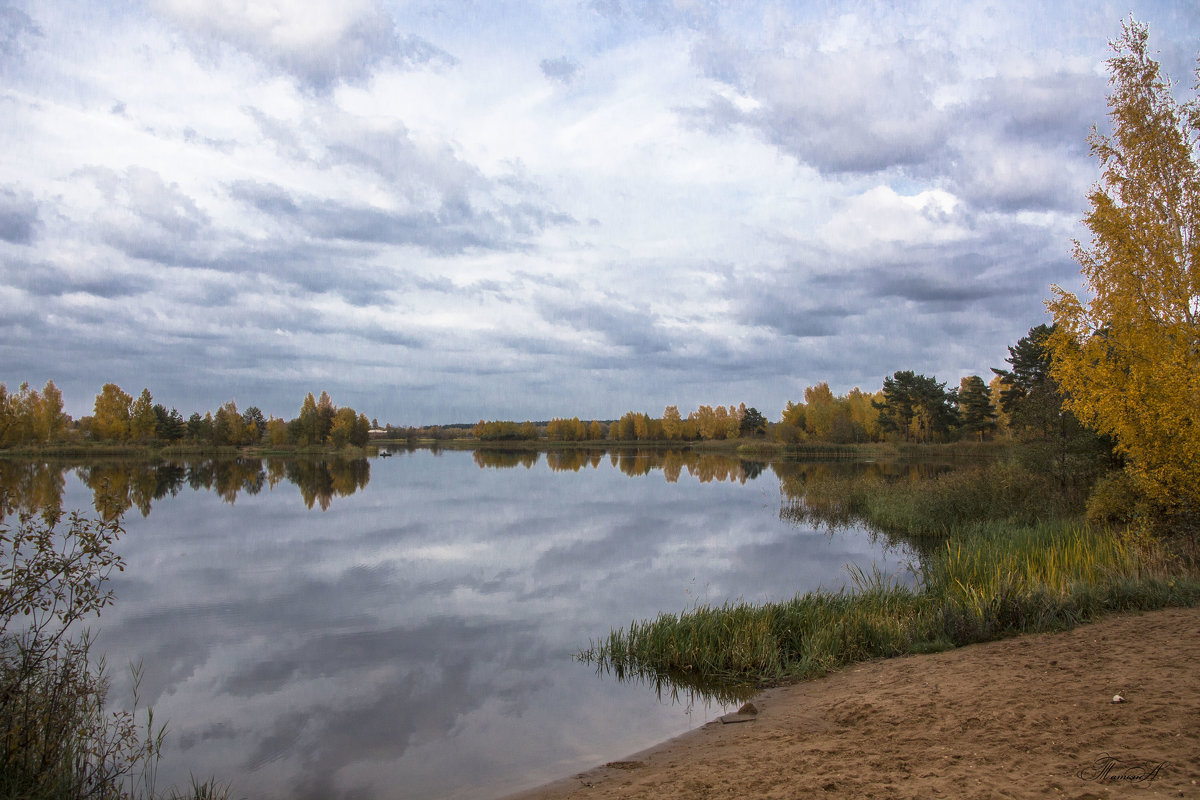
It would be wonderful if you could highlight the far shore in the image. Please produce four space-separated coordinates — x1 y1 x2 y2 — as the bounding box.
502 606 1200 800
0 437 1008 461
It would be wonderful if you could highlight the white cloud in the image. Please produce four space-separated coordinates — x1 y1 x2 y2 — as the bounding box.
821 186 967 251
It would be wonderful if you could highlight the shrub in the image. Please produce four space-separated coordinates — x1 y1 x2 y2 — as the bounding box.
1 512 227 800
1085 470 1142 527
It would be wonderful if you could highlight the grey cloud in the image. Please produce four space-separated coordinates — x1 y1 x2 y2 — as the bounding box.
381 272 517 302
75 166 212 265
862 256 1047 319
689 35 952 175
589 0 622 20
537 297 672 355
1 259 145 298
109 167 209 237
490 299 809 399
688 31 744 85
974 71 1104 146
729 216 1073 382
180 125 237 153
734 268 862 339
743 301 846 339
318 122 482 194
502 199 576 234
953 151 1086 213
687 28 1102 197
393 32 458 71
157 2 455 90
755 104 948 174
492 332 578 358
242 183 490 252
229 179 541 255
512 269 575 292
353 325 423 349
225 180 300 217
238 106 574 256
251 107 577 236
79 166 206 234
0 186 39 244
586 0 716 33
947 70 1105 212
540 56 579 84
242 106 308 163
678 93 741 135
873 271 1010 305
0 2 40 63
465 278 509 296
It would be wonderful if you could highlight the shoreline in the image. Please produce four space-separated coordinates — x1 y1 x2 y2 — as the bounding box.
0 438 1004 460
503 605 1200 799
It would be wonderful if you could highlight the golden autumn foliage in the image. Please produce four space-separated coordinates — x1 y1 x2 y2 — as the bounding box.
1047 20 1200 509
0 381 67 447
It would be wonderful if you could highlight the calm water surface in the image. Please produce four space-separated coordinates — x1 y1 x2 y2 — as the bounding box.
19 450 915 799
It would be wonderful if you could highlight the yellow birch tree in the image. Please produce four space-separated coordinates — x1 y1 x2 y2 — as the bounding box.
1047 19 1199 510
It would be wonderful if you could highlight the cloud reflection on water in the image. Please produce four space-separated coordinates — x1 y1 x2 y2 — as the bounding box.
28 450 914 799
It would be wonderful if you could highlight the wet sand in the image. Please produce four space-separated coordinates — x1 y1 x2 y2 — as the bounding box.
506 606 1199 799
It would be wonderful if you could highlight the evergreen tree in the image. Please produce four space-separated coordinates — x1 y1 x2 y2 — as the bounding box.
957 375 996 442
739 407 768 437
875 371 955 443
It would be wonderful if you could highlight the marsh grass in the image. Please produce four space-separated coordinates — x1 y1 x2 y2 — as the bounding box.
581 519 1200 696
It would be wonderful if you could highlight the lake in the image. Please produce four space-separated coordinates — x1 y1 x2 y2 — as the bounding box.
1 449 916 799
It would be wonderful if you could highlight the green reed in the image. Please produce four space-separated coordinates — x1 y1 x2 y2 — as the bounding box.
580 519 1200 696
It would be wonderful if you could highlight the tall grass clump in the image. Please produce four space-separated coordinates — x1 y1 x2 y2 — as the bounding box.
924 521 1198 643
585 465 1200 695
1 512 230 800
586 574 937 692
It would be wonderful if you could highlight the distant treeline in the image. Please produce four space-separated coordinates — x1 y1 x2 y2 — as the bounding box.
1 326 1097 467
0 382 375 449
462 326 1101 464
462 373 995 446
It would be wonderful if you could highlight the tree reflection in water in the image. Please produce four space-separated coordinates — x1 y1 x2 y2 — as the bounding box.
0 456 373 520
476 448 775 486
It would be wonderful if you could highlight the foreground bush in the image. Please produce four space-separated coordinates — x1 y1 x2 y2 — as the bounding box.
1 512 228 800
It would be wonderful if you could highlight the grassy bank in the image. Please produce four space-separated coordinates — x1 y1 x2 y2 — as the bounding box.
580 461 1200 696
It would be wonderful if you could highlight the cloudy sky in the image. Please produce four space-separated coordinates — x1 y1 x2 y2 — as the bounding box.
1 1 1197 424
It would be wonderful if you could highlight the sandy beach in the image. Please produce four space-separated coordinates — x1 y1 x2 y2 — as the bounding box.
507 606 1199 799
